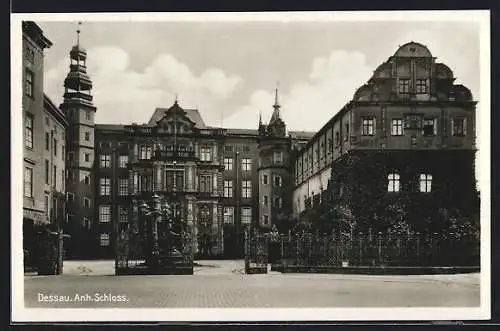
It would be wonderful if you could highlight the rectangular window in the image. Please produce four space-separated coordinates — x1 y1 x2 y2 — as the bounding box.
62 145 65 160
263 215 269 225
100 178 111 196
44 195 49 217
223 180 233 198
139 175 153 192
422 119 437 136
84 175 90 185
344 123 350 141
53 139 57 156
119 178 128 196
83 218 90 229
53 165 57 188
263 195 269 206
100 233 110 247
362 118 375 136
398 79 410 94
391 119 404 136
25 113 33 149
67 192 74 201
26 46 35 63
416 79 428 94
85 110 91 121
241 180 252 198
44 159 49 184
224 145 233 153
223 207 234 224
274 196 282 208
118 206 128 223
85 132 90 141
262 174 268 185
99 205 111 223
242 158 252 171
273 151 283 164
335 131 340 146
84 153 90 162
419 174 433 193
273 175 282 187
119 155 128 168
388 173 400 192
139 145 153 160
25 69 34 97
61 170 65 191
83 197 91 208
224 157 233 171
452 118 467 136
24 167 33 197
241 207 252 224
199 175 212 193
100 154 111 168
45 132 49 150
200 146 212 161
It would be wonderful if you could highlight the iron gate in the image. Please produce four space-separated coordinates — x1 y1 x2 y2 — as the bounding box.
244 230 268 274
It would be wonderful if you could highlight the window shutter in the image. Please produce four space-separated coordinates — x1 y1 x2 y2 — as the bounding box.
433 118 438 135
451 118 455 136
463 118 467 136
373 118 377 135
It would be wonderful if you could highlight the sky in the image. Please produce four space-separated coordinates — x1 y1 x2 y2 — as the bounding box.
38 19 480 132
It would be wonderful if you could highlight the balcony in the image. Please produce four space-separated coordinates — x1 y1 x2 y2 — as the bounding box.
153 149 197 161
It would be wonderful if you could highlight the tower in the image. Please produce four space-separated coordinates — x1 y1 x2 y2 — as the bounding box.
257 85 293 230
60 23 97 258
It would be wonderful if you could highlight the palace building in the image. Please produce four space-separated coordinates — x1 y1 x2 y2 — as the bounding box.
22 22 69 268
24 20 477 259
292 42 479 233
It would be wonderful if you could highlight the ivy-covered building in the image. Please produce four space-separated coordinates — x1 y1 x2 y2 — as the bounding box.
292 41 479 234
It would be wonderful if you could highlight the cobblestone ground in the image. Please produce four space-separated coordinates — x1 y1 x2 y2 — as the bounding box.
24 260 480 308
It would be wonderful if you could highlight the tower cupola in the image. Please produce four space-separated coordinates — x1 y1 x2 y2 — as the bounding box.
62 22 94 109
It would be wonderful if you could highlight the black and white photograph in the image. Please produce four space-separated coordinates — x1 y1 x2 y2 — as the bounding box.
11 10 490 322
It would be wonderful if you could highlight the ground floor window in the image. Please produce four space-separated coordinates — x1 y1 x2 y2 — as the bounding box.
223 206 234 224
100 233 110 247
419 174 433 192
388 173 400 192
241 207 252 224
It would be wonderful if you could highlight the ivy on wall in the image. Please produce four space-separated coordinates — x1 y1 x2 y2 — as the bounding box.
320 149 480 234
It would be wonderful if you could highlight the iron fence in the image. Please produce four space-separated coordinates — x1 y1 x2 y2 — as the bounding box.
280 232 479 269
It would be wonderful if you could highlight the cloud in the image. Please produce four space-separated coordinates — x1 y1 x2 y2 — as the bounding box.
224 49 373 131
44 46 243 125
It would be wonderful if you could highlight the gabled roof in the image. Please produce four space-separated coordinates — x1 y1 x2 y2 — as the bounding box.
148 107 207 129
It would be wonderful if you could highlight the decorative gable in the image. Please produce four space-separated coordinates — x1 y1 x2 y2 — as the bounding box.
155 101 198 134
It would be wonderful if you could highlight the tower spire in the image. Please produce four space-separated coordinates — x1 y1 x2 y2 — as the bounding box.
273 81 280 110
76 21 82 47
271 81 281 122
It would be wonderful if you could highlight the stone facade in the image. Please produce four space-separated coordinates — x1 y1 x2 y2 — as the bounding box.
22 22 67 270
292 42 478 232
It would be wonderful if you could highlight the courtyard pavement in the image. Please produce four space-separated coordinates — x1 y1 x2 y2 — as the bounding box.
24 260 480 308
